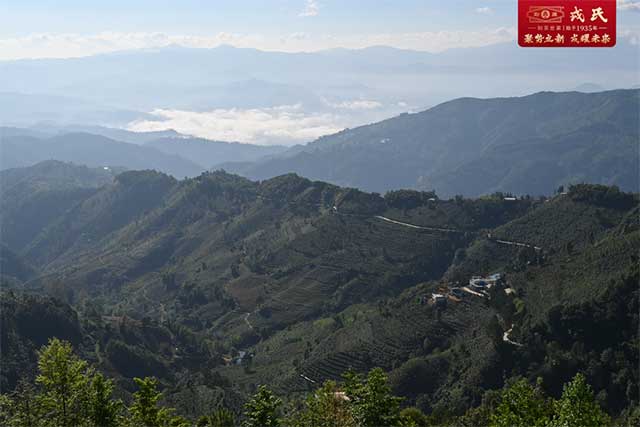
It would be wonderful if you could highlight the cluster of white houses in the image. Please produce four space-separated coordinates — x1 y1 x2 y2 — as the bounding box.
429 273 505 307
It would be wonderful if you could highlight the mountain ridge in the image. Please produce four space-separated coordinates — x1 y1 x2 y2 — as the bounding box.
224 89 639 197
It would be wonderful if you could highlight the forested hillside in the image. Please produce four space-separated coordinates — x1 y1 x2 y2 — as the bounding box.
0 162 637 424
226 89 640 197
0 161 118 253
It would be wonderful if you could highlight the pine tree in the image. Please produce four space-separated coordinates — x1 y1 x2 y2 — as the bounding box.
36 338 92 427
490 378 552 427
88 373 122 427
242 385 282 427
128 377 175 427
197 408 236 427
343 368 403 427
290 380 356 427
549 373 610 427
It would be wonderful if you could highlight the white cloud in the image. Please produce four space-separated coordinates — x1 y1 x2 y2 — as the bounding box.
475 7 493 15
127 105 344 146
324 99 383 110
618 0 640 11
299 0 320 17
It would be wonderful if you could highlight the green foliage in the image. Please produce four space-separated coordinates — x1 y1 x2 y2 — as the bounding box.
0 339 193 427
487 375 613 427
399 407 430 427
197 408 236 427
490 378 552 427
242 385 282 427
88 373 122 427
1 163 637 424
105 339 166 379
290 380 356 427
568 184 636 210
0 339 617 427
385 190 437 210
549 373 610 427
0 382 42 427
343 368 403 427
36 338 94 427
0 338 123 427
128 377 176 427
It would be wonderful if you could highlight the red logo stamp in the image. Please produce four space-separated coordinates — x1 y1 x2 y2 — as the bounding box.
518 0 616 47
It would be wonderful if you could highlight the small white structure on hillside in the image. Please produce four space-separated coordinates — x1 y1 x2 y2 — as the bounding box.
432 293 447 307
469 273 503 289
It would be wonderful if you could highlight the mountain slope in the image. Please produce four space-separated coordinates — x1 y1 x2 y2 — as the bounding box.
1 173 636 419
0 132 204 177
144 137 287 168
0 161 119 252
227 89 639 197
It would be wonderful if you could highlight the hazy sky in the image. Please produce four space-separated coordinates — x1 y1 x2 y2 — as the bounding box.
1 0 638 59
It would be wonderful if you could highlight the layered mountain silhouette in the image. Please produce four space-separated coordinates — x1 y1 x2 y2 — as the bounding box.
0 131 286 176
226 89 639 197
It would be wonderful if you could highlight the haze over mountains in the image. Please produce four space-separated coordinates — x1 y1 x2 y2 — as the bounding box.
2 0 640 422
1 42 638 144
0 132 203 178
4 88 634 199
0 127 286 176
226 89 640 197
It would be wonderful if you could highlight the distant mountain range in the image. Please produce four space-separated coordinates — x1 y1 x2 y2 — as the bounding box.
1 43 637 111
0 129 287 175
0 92 149 128
225 89 640 197
2 89 637 198
144 137 287 168
0 132 203 177
1 43 637 140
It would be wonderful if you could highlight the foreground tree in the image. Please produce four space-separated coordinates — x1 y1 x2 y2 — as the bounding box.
242 385 282 427
549 373 610 427
196 408 236 427
490 378 552 427
0 381 42 427
88 373 122 427
0 338 615 427
127 377 189 427
290 380 356 427
343 368 403 427
399 407 430 426
36 338 93 427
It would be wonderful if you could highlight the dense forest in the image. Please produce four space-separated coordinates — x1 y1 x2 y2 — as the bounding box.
0 338 620 426
0 162 638 425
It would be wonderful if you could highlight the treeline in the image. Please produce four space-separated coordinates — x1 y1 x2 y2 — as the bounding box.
0 338 620 427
